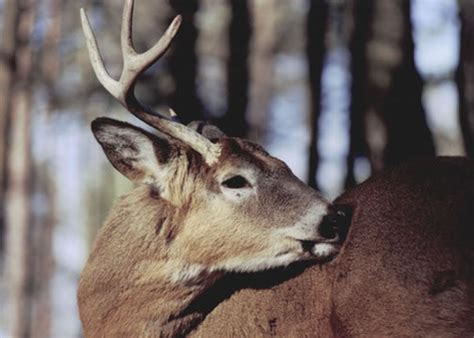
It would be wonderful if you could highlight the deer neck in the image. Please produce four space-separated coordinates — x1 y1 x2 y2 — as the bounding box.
86 253 223 337
125 261 223 337
79 187 223 337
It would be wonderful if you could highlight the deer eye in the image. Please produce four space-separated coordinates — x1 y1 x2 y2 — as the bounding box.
221 175 251 189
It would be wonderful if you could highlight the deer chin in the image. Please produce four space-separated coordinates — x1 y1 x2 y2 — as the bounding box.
212 240 338 274
212 253 302 273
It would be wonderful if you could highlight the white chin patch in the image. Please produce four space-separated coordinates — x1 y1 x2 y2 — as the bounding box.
311 243 337 258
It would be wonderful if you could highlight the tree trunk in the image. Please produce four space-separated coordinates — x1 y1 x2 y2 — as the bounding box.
40 0 62 112
458 0 474 157
345 0 371 187
306 0 329 189
169 0 204 123
247 0 277 143
219 0 251 138
28 1 63 337
0 0 19 254
4 0 37 337
30 165 55 338
363 0 435 170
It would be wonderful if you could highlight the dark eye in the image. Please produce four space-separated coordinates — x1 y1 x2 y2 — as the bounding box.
221 175 250 189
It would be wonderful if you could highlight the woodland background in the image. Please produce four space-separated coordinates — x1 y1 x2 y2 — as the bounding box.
0 0 473 337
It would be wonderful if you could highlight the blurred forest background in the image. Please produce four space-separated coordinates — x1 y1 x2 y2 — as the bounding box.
0 0 473 337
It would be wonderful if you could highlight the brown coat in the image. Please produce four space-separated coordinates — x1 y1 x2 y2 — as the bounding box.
193 157 474 337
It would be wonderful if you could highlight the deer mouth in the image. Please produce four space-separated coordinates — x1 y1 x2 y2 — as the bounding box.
299 239 320 252
298 240 340 260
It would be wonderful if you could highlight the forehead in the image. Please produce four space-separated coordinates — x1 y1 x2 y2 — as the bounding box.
217 138 290 173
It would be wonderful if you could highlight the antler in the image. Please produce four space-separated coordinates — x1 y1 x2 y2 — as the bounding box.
80 0 221 165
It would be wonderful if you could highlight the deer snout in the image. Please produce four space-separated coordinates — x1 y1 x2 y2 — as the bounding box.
300 204 352 260
318 205 352 243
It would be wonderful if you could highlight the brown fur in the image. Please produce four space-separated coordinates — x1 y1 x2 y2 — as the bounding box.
80 3 339 334
192 157 474 337
78 118 338 337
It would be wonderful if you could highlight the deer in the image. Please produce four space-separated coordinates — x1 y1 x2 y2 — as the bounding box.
191 157 474 337
77 1 350 337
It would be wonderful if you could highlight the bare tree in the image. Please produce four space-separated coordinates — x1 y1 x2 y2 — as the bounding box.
350 0 434 171
344 0 370 187
380 0 434 167
39 0 62 111
28 1 63 337
247 0 277 143
0 0 18 254
169 0 204 123
219 0 251 137
3 0 37 337
306 0 329 189
30 165 55 338
458 0 474 157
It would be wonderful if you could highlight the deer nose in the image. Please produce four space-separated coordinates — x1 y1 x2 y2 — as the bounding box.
318 205 352 242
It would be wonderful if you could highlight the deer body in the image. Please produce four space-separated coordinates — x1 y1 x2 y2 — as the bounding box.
193 157 474 337
78 2 346 337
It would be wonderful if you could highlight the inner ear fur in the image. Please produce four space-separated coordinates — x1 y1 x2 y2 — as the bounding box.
91 117 180 183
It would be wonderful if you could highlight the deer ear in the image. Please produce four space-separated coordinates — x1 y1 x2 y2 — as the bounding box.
91 117 177 185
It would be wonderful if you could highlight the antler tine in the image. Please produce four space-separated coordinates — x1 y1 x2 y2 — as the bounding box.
120 0 136 58
81 0 221 166
80 8 121 100
119 0 182 102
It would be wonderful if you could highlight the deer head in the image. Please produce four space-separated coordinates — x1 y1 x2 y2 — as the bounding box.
80 0 346 277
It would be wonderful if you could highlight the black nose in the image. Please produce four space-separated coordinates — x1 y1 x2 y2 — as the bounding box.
319 205 352 241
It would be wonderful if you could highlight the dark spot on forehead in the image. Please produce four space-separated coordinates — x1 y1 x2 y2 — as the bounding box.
217 138 290 173
239 140 269 156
